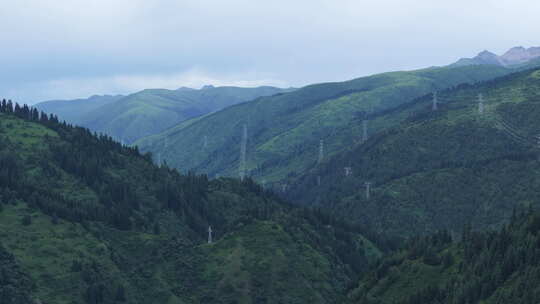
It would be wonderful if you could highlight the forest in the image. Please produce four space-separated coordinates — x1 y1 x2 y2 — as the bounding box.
0 100 389 303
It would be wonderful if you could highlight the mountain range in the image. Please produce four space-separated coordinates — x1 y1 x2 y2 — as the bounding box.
5 46 540 303
35 85 293 143
287 67 540 237
135 63 523 183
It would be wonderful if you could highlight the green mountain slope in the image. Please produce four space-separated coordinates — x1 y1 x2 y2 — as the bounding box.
348 211 540 304
0 102 381 304
135 65 516 184
36 94 123 123
287 68 540 237
36 86 292 143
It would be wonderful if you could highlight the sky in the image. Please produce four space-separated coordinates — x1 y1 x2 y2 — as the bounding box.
1 0 539 104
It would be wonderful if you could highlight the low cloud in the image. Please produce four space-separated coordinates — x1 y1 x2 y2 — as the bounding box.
6 69 288 104
1 0 539 104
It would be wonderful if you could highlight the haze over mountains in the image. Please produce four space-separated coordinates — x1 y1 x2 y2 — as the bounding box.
35 85 293 143
136 52 539 182
34 46 540 147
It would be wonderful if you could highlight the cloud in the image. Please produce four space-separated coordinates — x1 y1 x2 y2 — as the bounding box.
1 0 539 103
4 69 288 103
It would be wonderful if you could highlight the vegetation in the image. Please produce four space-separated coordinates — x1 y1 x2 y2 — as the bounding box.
0 242 33 304
8 60 540 304
34 95 123 124
0 101 382 304
287 68 540 237
349 210 540 304
135 64 520 184
36 86 293 143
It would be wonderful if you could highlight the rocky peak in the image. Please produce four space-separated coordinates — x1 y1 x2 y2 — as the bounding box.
452 46 540 67
500 46 533 64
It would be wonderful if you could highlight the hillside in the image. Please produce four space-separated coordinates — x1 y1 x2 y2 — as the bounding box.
135 64 515 183
348 211 540 304
287 68 540 237
0 101 382 304
35 94 124 123
36 85 292 143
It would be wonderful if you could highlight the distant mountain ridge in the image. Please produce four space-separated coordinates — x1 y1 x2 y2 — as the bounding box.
35 85 294 143
135 64 520 184
452 46 540 67
35 94 124 122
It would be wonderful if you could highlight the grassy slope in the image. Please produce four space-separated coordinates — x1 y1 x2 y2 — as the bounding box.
135 65 512 183
0 112 378 304
35 95 123 123
69 86 291 143
288 68 540 237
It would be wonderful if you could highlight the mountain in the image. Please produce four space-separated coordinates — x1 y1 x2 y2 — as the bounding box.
452 46 540 67
135 64 517 184
35 86 293 143
287 67 540 238
35 94 124 123
0 101 383 304
500 46 540 65
348 211 540 304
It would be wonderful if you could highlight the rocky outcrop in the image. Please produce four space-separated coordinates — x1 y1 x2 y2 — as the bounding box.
452 46 540 67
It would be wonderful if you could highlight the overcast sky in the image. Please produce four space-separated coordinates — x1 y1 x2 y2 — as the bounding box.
1 0 539 104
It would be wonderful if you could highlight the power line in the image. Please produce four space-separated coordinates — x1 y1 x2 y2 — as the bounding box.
318 139 324 164
365 182 371 200
362 119 368 142
239 124 247 181
478 93 484 115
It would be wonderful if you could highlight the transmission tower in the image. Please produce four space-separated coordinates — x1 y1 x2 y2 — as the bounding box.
478 93 484 115
432 92 438 111
239 124 247 180
536 134 540 160
362 119 368 142
318 140 324 164
208 226 213 244
365 182 371 200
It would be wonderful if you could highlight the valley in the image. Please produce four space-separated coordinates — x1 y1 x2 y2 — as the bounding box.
3 45 540 304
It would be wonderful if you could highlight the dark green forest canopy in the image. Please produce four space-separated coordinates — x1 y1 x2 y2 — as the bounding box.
0 102 386 304
350 210 540 304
